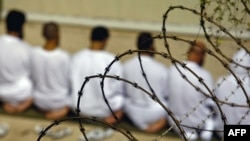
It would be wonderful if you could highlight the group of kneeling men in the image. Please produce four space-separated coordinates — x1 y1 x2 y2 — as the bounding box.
0 9 250 141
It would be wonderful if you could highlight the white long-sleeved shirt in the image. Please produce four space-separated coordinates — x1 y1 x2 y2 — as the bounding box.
123 55 168 107
0 34 32 103
122 55 169 130
70 48 124 117
214 48 250 131
31 47 70 110
167 61 214 132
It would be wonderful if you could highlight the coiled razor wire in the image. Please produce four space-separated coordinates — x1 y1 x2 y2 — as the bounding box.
37 0 250 141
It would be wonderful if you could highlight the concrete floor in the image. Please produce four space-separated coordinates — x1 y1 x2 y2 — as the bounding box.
0 114 183 141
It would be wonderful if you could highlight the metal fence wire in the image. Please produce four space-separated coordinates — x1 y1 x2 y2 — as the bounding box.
37 0 250 141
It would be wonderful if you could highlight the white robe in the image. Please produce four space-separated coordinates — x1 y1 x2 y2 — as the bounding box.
0 34 33 105
214 48 250 137
31 47 70 110
70 48 124 118
123 55 168 130
167 61 214 135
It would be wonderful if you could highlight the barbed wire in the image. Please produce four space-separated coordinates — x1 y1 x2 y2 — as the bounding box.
37 0 250 141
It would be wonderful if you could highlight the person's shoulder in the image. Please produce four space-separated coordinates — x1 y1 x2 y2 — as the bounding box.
101 51 123 65
31 46 42 51
10 36 32 49
216 73 235 83
72 49 87 56
71 48 89 61
102 50 117 58
56 48 70 56
30 46 45 56
168 63 180 71
123 56 144 69
201 67 212 76
199 67 214 83
152 59 168 69
17 38 32 48
0 34 13 43
214 75 236 90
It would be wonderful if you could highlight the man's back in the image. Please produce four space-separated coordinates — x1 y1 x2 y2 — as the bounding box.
70 48 124 117
168 61 213 121
0 34 31 83
215 75 250 123
0 34 32 97
31 46 70 109
122 32 168 133
167 41 215 141
123 55 168 106
0 9 33 114
214 48 250 138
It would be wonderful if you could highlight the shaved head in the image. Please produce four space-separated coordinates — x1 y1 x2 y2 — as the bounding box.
187 40 207 66
188 40 206 54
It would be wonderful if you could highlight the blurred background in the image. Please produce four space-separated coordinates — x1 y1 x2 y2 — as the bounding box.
0 1 249 141
0 0 249 80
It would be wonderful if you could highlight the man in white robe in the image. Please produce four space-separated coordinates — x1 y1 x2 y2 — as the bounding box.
70 26 124 125
0 10 33 113
31 22 70 120
214 48 250 138
123 32 168 133
167 41 215 141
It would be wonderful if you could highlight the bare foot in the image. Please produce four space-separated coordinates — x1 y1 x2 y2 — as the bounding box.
145 118 167 133
104 110 123 125
3 103 17 114
16 98 33 112
45 107 69 120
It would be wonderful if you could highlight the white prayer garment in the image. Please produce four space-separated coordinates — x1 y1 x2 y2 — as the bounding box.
31 47 70 110
167 61 214 136
70 48 124 118
123 55 169 130
0 34 33 105
214 48 250 137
